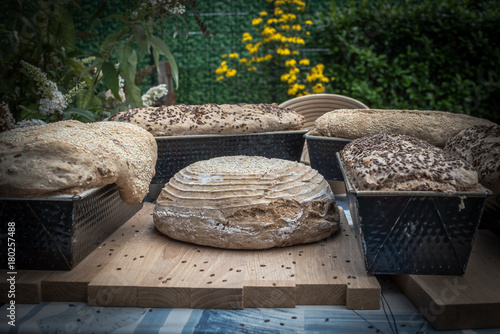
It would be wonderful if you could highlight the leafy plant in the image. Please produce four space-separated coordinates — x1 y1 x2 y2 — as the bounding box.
315 0 500 122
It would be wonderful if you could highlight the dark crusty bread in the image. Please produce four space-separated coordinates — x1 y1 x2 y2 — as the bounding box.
340 134 482 193
444 124 500 195
108 103 305 136
311 109 495 147
0 120 157 204
153 155 339 249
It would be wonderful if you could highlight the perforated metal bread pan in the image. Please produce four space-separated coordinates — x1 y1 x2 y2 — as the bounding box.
336 153 492 275
0 184 142 270
152 130 307 184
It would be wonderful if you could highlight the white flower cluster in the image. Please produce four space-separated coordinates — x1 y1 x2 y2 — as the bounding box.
39 90 68 115
14 119 47 128
142 84 169 107
149 0 185 15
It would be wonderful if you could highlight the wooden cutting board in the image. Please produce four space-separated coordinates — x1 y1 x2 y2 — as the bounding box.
1 203 380 310
393 230 500 330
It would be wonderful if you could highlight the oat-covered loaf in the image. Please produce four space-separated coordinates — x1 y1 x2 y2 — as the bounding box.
444 124 500 195
0 120 157 204
154 155 340 249
340 134 482 193
108 103 305 136
311 109 495 147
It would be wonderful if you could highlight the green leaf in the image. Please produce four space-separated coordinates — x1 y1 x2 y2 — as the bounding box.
101 61 120 100
132 23 149 59
63 108 97 122
149 36 179 88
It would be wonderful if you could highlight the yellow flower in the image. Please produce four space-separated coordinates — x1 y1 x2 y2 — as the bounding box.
274 7 284 16
225 69 237 78
252 18 263 25
305 20 313 25
260 11 268 16
248 66 257 71
216 76 224 82
281 73 290 82
222 54 227 58
242 32 252 42
280 24 290 30
312 83 325 94
277 46 291 55
292 24 302 31
215 67 225 74
267 18 278 25
229 53 239 58
285 59 297 67
239 58 247 64
264 54 273 61
299 59 310 66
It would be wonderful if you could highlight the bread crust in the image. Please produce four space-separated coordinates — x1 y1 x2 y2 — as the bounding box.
0 120 157 204
108 103 305 136
340 134 482 193
310 109 495 147
444 124 500 195
153 156 340 249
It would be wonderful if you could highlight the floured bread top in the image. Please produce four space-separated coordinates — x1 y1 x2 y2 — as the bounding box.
310 109 495 147
0 120 157 204
108 103 305 136
159 155 331 206
340 134 482 193
444 124 500 195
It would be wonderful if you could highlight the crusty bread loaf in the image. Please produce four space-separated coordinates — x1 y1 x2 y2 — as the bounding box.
444 124 500 195
153 155 340 249
310 109 495 147
108 103 305 136
0 120 157 204
340 134 482 193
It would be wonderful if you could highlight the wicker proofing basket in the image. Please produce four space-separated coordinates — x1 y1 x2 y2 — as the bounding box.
279 94 368 166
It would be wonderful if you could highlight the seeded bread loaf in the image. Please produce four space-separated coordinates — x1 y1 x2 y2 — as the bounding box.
340 134 482 193
153 155 340 249
444 125 500 195
0 120 157 204
310 109 495 147
108 103 305 136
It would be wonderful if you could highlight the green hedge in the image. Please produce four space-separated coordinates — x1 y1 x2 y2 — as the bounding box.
315 0 500 122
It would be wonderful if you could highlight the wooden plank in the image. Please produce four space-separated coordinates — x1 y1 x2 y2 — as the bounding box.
393 230 500 330
0 270 53 304
6 203 380 309
295 208 380 310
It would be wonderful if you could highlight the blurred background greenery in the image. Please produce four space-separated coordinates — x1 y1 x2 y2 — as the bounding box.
1 0 499 123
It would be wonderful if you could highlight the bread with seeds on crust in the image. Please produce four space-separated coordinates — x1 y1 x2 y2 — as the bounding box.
108 103 305 136
0 120 157 204
339 134 482 193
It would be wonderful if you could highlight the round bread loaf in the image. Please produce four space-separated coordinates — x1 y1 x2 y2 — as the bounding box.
444 124 500 195
0 120 157 204
310 109 495 147
340 134 482 193
153 155 340 249
108 103 305 136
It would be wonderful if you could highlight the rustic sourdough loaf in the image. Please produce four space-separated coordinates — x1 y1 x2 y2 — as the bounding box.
0 120 157 204
310 109 495 147
153 155 340 249
444 124 500 195
340 134 482 193
108 103 305 136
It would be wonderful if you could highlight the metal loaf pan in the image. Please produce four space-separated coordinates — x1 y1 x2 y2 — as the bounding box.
336 153 492 275
0 184 142 270
152 130 307 184
305 133 351 181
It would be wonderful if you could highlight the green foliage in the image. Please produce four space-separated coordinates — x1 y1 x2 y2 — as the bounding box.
315 0 500 122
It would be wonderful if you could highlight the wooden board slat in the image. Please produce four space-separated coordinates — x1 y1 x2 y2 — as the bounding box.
1 203 381 309
393 230 500 330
